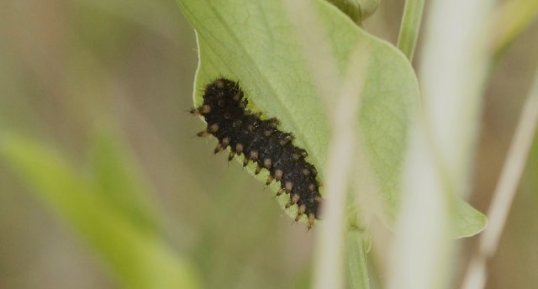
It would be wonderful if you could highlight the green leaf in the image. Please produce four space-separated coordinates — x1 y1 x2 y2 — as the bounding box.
0 133 200 289
177 0 486 237
453 198 487 238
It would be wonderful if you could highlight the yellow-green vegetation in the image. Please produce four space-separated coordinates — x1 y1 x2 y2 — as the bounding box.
0 0 537 289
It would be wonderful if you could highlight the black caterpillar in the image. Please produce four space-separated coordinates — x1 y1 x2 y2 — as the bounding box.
191 78 323 228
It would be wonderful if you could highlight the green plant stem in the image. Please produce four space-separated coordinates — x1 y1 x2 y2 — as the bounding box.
397 0 425 61
347 231 370 289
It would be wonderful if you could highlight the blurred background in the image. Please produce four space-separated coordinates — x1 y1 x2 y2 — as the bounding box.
0 0 537 289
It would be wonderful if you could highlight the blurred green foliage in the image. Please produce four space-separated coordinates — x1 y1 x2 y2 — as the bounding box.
0 1 316 288
0 132 200 289
0 0 537 289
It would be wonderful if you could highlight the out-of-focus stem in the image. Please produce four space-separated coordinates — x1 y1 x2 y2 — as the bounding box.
397 0 425 61
492 0 538 55
461 69 538 289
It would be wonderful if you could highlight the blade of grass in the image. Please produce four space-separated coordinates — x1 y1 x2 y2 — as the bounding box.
90 127 158 232
283 2 370 289
492 0 538 55
0 133 200 289
388 0 495 288
461 68 538 289
397 0 425 61
347 231 370 289
387 120 452 289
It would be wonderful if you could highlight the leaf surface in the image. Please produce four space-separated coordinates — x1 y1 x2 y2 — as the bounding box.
178 0 486 237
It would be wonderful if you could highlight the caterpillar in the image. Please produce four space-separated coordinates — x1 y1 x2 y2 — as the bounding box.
191 78 323 228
